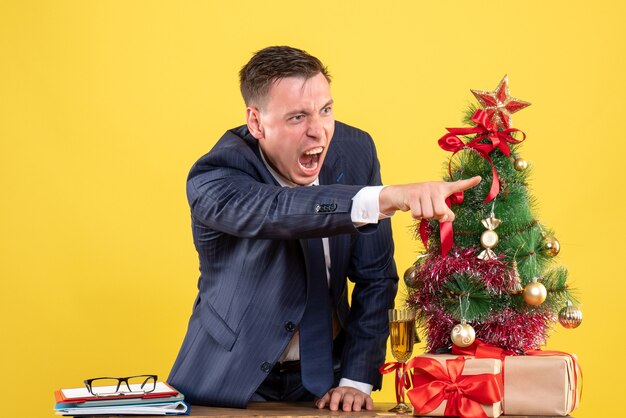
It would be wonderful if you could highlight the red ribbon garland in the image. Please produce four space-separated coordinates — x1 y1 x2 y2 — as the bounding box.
420 109 526 256
418 191 463 254
379 362 411 405
405 356 502 418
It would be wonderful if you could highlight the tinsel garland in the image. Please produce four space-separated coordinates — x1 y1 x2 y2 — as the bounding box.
419 307 552 353
408 247 512 296
407 247 553 352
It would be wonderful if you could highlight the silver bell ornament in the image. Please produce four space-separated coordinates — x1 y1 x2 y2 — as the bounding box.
558 301 583 329
404 264 418 288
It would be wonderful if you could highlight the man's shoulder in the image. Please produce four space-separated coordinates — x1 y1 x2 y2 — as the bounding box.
333 121 373 142
201 125 259 160
217 125 255 149
190 125 262 174
331 121 376 157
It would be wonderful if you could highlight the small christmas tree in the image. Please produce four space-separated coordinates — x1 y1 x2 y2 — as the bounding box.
406 76 583 353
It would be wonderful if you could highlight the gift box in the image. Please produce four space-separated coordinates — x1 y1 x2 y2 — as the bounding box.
406 354 503 418
503 354 580 416
451 341 581 416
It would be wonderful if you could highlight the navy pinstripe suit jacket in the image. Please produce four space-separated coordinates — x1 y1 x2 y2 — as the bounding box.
168 121 398 407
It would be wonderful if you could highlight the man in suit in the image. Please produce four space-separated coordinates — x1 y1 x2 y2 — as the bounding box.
168 46 480 411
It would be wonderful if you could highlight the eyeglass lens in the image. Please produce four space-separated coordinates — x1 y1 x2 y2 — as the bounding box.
88 375 156 396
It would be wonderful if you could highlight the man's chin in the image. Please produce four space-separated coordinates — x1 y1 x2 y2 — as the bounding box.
293 172 319 186
294 165 322 185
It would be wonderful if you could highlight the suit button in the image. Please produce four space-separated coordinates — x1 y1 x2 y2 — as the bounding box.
314 204 322 213
260 362 272 373
285 321 295 332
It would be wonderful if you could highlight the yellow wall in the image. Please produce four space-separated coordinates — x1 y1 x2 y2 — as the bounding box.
1 1 623 416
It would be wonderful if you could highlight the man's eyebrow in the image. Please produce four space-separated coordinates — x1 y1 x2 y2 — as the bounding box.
285 109 309 117
284 100 335 118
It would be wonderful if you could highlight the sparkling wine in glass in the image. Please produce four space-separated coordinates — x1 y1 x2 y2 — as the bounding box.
388 308 416 413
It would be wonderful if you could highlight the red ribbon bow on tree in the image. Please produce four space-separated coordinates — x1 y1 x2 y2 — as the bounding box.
405 356 502 418
420 109 526 256
438 109 526 203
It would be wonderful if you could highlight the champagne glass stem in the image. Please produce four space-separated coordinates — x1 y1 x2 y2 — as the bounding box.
396 364 404 404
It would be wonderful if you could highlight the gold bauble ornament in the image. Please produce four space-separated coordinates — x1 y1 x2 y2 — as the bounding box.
542 236 561 257
514 157 528 171
450 321 476 348
523 277 547 306
404 265 418 288
558 301 583 329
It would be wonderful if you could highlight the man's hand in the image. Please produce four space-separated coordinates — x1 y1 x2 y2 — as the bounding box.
315 386 374 412
379 176 481 222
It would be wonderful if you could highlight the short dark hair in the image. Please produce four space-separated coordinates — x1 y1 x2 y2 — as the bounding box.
239 46 331 107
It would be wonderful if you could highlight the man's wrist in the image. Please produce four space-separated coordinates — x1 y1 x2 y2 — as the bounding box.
351 185 395 225
338 378 373 395
378 184 404 215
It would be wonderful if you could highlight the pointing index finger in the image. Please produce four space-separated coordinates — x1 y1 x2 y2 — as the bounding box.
447 176 482 194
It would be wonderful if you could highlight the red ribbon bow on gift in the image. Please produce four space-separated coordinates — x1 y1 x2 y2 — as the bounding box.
379 361 412 405
420 109 526 256
406 356 502 418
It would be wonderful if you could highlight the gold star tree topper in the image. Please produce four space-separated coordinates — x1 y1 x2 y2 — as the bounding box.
471 75 531 129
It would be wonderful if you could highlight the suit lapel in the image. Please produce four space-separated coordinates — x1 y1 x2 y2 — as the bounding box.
320 146 342 186
320 149 350 320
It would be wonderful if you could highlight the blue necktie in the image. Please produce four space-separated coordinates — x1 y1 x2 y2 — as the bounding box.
299 238 334 397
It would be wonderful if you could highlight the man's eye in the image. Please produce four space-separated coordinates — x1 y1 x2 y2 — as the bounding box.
322 106 332 114
290 115 304 121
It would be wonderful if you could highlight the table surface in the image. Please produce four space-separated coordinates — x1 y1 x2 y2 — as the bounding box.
73 401 571 417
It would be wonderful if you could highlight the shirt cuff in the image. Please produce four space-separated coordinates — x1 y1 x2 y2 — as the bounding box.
351 185 395 225
338 378 373 395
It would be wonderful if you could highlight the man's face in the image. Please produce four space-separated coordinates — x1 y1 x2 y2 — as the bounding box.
248 72 335 186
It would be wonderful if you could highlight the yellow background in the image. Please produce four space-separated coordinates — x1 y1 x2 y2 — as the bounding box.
1 1 624 416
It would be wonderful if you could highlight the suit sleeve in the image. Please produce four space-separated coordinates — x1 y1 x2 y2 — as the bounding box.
186 148 366 240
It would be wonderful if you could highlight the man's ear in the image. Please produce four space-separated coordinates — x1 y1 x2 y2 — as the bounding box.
246 107 264 140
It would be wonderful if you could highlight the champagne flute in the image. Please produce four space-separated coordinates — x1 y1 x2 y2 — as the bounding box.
388 308 416 413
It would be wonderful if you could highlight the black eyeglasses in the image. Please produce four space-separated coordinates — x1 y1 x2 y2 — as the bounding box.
84 375 157 397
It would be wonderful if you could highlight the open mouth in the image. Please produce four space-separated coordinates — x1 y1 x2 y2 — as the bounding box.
298 146 324 172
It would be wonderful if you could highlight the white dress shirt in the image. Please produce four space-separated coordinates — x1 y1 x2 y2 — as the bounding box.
259 149 393 395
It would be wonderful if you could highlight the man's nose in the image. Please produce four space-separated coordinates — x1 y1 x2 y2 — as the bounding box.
306 115 323 138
